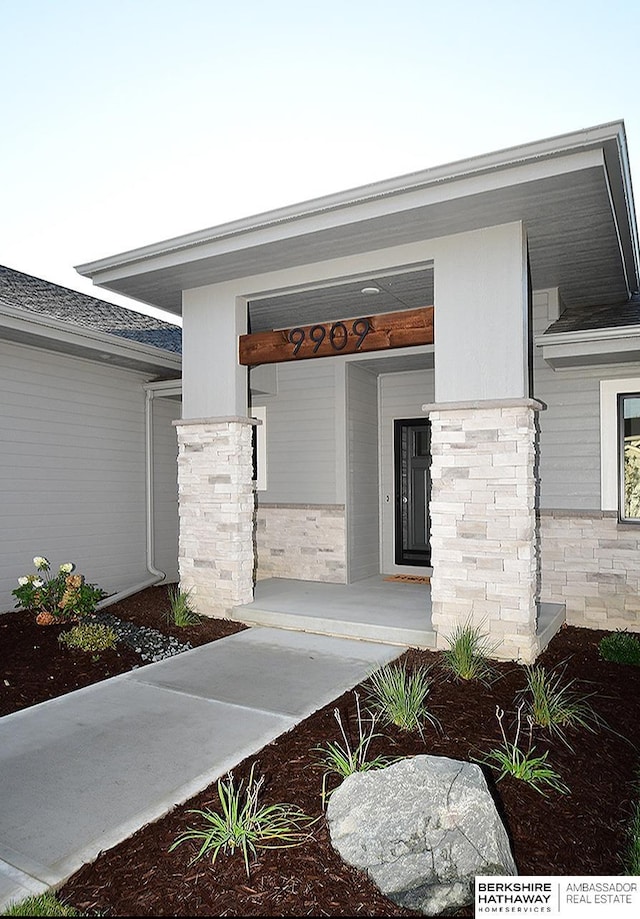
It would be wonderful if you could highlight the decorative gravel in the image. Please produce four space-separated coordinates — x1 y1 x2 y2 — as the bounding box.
92 611 192 662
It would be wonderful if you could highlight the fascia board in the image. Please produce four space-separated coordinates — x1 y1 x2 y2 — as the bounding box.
0 302 181 372
537 326 640 368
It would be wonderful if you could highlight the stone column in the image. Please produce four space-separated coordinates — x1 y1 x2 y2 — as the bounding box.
173 416 259 618
423 399 543 663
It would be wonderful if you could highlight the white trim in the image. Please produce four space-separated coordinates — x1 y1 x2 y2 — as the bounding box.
600 377 640 510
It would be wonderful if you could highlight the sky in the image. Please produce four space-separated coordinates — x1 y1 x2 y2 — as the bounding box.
2 0 639 325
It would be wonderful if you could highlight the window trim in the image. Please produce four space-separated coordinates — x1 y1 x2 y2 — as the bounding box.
600 377 640 518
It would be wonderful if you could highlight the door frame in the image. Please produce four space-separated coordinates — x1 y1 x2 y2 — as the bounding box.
393 417 431 566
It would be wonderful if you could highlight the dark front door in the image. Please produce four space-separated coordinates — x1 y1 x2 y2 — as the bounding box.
394 419 431 566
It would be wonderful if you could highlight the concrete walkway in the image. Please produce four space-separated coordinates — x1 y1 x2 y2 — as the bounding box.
0 626 404 911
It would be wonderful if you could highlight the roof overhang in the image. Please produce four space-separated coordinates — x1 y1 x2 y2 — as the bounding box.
0 302 182 376
76 121 639 318
536 325 640 368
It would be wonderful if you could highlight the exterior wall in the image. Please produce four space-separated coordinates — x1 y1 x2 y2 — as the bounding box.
346 363 379 581
379 368 435 574
540 510 640 632
0 339 168 612
250 359 348 580
152 396 180 582
533 290 640 631
255 504 346 583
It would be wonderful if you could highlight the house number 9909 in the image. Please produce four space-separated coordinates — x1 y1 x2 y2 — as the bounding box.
288 318 371 355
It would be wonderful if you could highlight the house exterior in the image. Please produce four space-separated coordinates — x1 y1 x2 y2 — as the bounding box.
77 121 640 663
0 265 182 613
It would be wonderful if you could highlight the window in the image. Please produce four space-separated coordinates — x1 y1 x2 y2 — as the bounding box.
600 377 640 516
618 393 640 521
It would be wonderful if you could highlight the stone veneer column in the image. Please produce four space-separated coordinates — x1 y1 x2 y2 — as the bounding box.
173 416 258 618
424 399 543 663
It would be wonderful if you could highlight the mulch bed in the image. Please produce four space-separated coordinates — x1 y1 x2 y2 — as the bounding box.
2 588 640 916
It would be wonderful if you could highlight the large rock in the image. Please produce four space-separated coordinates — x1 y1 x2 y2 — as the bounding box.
326 754 516 916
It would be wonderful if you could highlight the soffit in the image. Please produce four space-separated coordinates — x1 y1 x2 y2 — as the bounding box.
90 166 626 317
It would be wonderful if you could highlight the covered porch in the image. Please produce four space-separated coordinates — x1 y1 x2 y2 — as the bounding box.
231 576 565 652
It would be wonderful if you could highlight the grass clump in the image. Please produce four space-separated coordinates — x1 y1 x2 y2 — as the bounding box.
58 622 118 653
313 692 394 806
522 663 602 746
441 618 496 683
478 703 569 796
599 630 640 666
366 661 440 738
166 585 201 627
169 763 314 876
4 892 80 916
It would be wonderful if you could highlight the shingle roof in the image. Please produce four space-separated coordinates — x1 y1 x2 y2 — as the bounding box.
0 264 182 355
544 292 640 335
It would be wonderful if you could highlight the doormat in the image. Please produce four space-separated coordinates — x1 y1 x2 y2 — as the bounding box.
384 575 431 584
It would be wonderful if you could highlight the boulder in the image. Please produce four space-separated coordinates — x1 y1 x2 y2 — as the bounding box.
326 754 516 916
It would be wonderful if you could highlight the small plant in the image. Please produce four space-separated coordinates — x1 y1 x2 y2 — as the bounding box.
478 703 569 796
12 556 105 623
441 618 496 683
366 661 441 737
59 622 119 652
313 692 394 806
169 763 313 876
599 630 640 666
166 585 201 627
522 662 602 746
4 892 80 916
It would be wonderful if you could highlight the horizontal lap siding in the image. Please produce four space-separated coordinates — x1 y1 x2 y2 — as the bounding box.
251 361 338 504
0 340 152 612
347 364 379 581
152 397 179 582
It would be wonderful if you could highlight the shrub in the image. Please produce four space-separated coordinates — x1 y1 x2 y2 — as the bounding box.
522 663 602 746
59 622 119 652
366 661 440 737
166 585 201 627
169 763 314 876
4 892 79 916
12 556 105 623
599 630 640 666
441 618 496 683
477 703 569 796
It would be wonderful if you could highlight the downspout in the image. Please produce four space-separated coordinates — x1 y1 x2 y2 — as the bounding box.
97 387 166 609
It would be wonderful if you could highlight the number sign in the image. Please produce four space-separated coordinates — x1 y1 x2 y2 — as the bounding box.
238 306 433 366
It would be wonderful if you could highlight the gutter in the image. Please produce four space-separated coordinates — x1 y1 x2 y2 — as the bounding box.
96 382 182 610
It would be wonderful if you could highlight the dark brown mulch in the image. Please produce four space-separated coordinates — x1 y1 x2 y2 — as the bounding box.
2 589 640 915
0 585 246 717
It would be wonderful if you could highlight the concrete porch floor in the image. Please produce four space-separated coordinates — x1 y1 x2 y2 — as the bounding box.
231 576 566 654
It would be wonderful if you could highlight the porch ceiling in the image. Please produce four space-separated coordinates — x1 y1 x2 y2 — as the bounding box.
76 123 639 319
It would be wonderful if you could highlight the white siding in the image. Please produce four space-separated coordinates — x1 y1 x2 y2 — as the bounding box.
152 396 179 582
346 363 379 581
379 370 435 573
532 294 640 509
251 360 340 504
0 339 172 612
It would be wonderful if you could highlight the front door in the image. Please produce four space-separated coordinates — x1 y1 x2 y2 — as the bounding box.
394 419 431 566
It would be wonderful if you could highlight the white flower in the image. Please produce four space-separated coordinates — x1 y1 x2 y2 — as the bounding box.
32 579 44 589
17 577 29 586
58 563 75 574
33 556 49 570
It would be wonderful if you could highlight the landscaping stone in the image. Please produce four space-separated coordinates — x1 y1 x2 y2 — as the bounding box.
326 754 517 916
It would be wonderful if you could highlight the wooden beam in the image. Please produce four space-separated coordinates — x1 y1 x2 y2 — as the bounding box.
239 306 434 366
